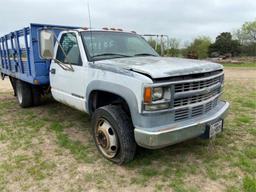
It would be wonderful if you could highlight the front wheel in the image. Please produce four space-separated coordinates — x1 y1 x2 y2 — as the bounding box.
92 105 136 164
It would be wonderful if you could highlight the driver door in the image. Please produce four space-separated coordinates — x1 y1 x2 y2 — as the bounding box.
50 32 87 111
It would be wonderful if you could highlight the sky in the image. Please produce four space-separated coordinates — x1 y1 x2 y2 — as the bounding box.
0 0 255 45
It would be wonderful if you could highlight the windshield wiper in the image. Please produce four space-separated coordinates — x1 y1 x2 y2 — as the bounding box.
133 53 158 57
91 53 131 59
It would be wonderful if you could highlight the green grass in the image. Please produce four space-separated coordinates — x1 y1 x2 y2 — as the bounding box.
0 70 255 191
49 121 94 163
243 176 256 192
237 115 252 124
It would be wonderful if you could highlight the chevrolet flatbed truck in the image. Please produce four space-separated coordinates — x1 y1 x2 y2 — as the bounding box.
0 23 229 164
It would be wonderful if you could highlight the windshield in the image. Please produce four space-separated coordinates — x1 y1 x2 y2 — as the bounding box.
81 31 159 61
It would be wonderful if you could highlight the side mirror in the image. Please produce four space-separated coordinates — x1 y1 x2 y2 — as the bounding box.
40 30 54 59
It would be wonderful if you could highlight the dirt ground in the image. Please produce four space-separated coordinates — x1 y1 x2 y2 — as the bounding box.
0 77 12 92
224 68 256 80
0 67 255 192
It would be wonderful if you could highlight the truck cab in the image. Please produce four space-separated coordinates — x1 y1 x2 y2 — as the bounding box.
0 24 229 164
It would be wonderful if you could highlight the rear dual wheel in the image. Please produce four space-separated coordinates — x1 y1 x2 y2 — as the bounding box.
16 80 33 108
16 80 41 108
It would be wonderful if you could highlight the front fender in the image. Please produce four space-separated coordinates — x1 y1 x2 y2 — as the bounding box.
86 80 140 127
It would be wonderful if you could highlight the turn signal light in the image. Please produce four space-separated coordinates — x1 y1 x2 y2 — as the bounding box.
144 87 152 104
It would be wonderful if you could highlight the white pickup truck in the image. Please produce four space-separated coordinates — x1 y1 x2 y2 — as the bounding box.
0 24 229 164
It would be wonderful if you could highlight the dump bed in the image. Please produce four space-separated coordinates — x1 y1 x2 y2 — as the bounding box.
0 23 79 85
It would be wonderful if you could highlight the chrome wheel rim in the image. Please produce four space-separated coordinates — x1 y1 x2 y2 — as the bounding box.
96 118 118 159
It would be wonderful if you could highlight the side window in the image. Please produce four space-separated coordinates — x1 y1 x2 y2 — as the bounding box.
56 33 82 66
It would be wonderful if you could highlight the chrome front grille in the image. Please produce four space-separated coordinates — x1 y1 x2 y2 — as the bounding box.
173 71 223 121
175 76 223 93
205 101 212 112
174 88 221 107
174 98 219 121
191 105 204 116
175 108 189 121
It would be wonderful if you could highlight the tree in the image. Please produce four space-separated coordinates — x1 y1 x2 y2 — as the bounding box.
209 32 241 57
147 37 164 55
148 37 156 49
184 36 211 59
235 20 256 43
166 38 180 57
234 19 256 56
244 20 256 42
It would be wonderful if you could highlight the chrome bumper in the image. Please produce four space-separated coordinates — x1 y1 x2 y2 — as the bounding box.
134 101 230 149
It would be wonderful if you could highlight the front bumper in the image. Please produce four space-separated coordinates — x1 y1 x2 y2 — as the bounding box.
134 101 229 149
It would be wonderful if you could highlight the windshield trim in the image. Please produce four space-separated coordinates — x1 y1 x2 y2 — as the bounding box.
80 31 93 62
80 31 159 62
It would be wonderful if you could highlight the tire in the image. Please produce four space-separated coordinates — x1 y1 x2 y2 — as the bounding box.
32 86 41 106
16 80 33 108
92 105 136 164
9 77 17 96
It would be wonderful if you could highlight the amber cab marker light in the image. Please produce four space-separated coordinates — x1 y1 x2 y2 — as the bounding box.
144 87 152 104
33 80 39 85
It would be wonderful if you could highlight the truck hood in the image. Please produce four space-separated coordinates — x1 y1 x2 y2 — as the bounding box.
95 56 223 79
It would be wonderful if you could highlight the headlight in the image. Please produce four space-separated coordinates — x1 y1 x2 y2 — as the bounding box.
143 86 171 111
152 87 163 101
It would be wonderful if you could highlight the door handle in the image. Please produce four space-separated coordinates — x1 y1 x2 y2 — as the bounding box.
50 68 56 74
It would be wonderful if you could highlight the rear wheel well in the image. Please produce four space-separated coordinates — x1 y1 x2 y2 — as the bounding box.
89 90 131 117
